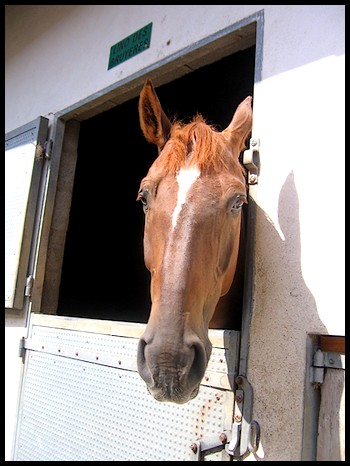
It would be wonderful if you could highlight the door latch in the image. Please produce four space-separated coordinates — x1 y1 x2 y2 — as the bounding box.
190 376 261 460
226 375 261 459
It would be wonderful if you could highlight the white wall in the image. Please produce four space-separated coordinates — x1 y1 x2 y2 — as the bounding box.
5 5 345 461
245 5 344 459
5 4 259 133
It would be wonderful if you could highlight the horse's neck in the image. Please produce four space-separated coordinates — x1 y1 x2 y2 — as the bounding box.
209 214 246 330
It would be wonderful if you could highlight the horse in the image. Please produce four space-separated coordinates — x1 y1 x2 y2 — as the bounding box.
136 79 252 403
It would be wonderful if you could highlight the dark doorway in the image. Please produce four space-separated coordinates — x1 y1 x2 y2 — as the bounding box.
57 45 256 326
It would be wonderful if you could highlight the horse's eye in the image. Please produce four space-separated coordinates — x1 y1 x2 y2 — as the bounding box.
229 194 246 214
137 190 149 212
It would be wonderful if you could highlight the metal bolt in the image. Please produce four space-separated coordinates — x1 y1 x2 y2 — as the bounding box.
234 414 242 422
329 358 334 365
249 173 258 184
235 393 243 403
219 433 227 444
235 376 243 386
251 139 257 147
190 443 198 453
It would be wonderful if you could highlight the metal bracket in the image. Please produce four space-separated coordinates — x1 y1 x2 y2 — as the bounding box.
243 138 260 185
189 431 230 460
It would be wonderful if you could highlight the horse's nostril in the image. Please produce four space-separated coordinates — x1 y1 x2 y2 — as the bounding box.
137 337 150 381
187 341 208 387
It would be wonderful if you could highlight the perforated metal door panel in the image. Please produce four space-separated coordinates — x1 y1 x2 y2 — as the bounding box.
13 314 239 461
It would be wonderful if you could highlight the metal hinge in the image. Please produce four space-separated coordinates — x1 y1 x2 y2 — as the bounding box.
243 138 260 185
44 138 53 160
19 336 26 362
24 275 34 297
310 349 345 386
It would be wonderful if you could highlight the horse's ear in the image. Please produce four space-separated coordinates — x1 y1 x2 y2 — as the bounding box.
139 79 172 150
222 96 253 154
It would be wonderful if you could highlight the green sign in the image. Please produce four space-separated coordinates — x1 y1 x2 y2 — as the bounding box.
108 23 152 70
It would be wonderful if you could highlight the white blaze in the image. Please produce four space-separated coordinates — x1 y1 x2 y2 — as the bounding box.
172 166 201 229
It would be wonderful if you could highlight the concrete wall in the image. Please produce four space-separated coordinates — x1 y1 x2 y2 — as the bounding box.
5 5 345 461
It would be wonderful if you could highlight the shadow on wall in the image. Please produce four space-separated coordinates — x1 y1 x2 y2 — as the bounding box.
246 171 344 461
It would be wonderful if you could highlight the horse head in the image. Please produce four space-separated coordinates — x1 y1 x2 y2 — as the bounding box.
136 79 252 403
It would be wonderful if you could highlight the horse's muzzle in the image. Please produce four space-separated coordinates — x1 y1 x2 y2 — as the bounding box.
137 335 211 404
